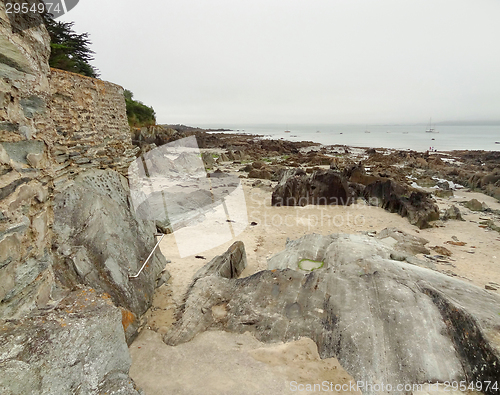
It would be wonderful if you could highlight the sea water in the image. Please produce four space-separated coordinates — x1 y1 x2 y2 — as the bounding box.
203 123 500 152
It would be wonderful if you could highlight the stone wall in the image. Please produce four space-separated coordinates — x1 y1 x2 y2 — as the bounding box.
49 68 139 185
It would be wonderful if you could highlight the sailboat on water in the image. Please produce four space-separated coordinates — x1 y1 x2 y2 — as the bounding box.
425 118 438 133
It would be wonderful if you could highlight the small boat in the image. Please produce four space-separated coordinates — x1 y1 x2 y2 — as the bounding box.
284 130 291 133
425 118 438 133
495 142 500 144
364 130 370 133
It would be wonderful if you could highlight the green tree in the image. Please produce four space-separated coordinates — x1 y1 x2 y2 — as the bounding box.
43 14 99 78
124 90 156 127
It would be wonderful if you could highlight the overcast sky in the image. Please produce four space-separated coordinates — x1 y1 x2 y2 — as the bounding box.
60 0 500 125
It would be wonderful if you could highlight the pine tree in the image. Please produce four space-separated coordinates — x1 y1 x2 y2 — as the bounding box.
43 14 99 78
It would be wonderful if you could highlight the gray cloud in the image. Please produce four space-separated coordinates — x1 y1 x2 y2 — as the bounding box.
61 0 500 125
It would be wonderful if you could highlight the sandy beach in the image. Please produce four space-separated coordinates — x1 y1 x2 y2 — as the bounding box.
129 146 500 395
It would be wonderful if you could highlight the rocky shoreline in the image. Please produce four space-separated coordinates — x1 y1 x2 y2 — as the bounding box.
128 125 500 394
2 7 499 392
133 124 500 202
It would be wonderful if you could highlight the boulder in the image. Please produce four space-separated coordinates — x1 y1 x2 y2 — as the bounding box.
241 164 253 172
431 245 453 256
436 180 450 190
434 189 454 198
493 187 500 202
252 160 266 169
248 169 272 180
189 241 247 286
165 235 500 395
348 166 381 186
272 169 356 207
306 153 332 166
416 157 428 168
201 152 216 169
0 289 141 395
481 171 500 187
218 152 230 162
227 150 241 161
465 198 486 212
364 180 440 229
375 227 430 255
155 219 172 234
207 169 229 178
272 170 438 228
53 169 168 342
443 205 464 221
415 177 437 188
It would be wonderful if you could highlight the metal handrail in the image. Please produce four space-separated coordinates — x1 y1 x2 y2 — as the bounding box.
129 233 165 279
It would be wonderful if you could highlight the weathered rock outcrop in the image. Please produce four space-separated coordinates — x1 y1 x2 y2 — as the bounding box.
131 125 180 147
175 241 247 320
53 169 167 341
272 168 356 206
364 179 440 228
189 241 247 285
201 152 216 169
0 289 141 395
1 3 56 322
0 1 52 142
248 168 273 180
443 205 465 221
128 140 243 236
464 198 487 212
272 168 439 228
165 234 500 394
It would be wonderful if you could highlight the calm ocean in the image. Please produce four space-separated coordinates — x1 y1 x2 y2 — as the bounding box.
202 124 500 152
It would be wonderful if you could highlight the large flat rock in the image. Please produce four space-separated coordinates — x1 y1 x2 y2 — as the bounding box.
164 233 500 394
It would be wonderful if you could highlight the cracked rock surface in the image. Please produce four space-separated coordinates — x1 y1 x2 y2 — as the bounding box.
165 232 500 394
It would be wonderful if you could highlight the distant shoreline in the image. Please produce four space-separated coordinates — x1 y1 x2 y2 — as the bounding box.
187 123 500 153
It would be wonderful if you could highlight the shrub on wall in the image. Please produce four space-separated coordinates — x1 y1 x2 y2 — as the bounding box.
124 90 156 127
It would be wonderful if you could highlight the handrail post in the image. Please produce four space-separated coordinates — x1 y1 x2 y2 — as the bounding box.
129 233 165 279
